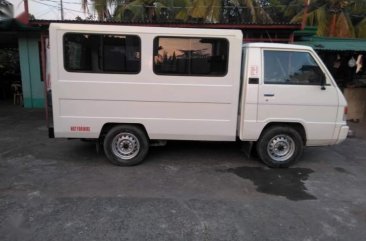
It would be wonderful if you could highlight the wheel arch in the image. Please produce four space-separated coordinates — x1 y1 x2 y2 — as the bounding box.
260 122 307 145
99 123 150 141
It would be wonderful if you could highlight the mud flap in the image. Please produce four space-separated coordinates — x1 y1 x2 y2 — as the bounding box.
241 141 254 158
150 140 167 147
96 141 102 154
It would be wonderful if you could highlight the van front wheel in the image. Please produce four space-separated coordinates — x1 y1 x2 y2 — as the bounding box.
257 126 303 168
103 125 149 166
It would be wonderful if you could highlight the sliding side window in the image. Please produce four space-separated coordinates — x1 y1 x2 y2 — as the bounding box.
63 33 141 74
153 37 229 76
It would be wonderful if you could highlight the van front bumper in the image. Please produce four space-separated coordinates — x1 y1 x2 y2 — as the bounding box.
336 125 349 144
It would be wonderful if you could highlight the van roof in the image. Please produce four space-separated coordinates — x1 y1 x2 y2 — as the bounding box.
243 42 313 51
49 23 243 39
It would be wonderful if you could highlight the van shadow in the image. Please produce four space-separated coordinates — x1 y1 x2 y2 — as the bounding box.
147 140 255 166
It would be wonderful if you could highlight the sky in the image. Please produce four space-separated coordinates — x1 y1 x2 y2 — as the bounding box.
10 0 88 20
158 38 212 58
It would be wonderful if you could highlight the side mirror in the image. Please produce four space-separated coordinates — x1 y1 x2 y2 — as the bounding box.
320 73 326 90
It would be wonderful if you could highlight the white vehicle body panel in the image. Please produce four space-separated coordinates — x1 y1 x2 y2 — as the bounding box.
239 43 348 146
50 24 243 141
50 24 348 146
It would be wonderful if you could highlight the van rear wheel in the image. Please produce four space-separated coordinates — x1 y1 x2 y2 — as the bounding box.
103 125 149 166
256 126 303 168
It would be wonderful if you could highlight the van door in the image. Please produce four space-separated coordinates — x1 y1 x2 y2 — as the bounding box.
257 49 339 146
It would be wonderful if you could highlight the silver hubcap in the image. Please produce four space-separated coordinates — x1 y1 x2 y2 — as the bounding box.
267 134 295 162
111 133 140 160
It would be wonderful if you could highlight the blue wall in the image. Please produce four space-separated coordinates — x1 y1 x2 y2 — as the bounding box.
18 36 44 108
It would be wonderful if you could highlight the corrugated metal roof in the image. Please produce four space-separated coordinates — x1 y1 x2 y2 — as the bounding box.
29 19 301 29
0 18 40 31
296 36 366 52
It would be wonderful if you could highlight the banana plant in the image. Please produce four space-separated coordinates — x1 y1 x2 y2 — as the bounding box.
288 0 356 37
82 0 273 23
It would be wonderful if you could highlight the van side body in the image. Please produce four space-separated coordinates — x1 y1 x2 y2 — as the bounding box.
50 24 243 141
49 23 348 167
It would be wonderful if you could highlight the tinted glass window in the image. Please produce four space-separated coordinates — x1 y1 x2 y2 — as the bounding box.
264 50 323 85
63 34 93 71
153 37 228 76
64 33 140 74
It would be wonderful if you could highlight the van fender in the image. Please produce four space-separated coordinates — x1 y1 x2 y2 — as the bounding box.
259 119 308 145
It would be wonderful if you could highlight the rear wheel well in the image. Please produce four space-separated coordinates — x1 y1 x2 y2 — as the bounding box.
261 122 306 145
99 123 149 142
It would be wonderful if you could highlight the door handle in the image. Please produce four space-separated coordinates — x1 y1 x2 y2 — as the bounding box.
264 94 275 97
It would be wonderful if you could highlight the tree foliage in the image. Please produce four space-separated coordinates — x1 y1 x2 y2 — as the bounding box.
0 49 19 77
80 0 366 38
283 0 366 38
81 0 272 23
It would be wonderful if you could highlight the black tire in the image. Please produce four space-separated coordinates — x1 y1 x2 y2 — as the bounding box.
103 125 149 166
256 126 304 168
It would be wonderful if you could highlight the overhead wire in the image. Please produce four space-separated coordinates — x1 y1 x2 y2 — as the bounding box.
31 0 86 14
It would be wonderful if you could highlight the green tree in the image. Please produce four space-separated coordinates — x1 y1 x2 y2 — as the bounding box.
259 0 366 38
356 18 366 38
29 13 36 20
0 49 19 77
112 0 186 21
285 0 366 38
81 0 273 23
82 0 185 21
178 0 272 23
350 0 366 38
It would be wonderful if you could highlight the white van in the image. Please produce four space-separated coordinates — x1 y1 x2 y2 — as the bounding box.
48 23 349 167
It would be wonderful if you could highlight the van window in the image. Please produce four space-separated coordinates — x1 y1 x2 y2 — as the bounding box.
153 37 228 76
264 50 323 85
63 33 141 74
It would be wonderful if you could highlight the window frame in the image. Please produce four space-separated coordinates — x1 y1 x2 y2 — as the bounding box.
63 32 142 74
152 36 230 77
262 49 326 86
